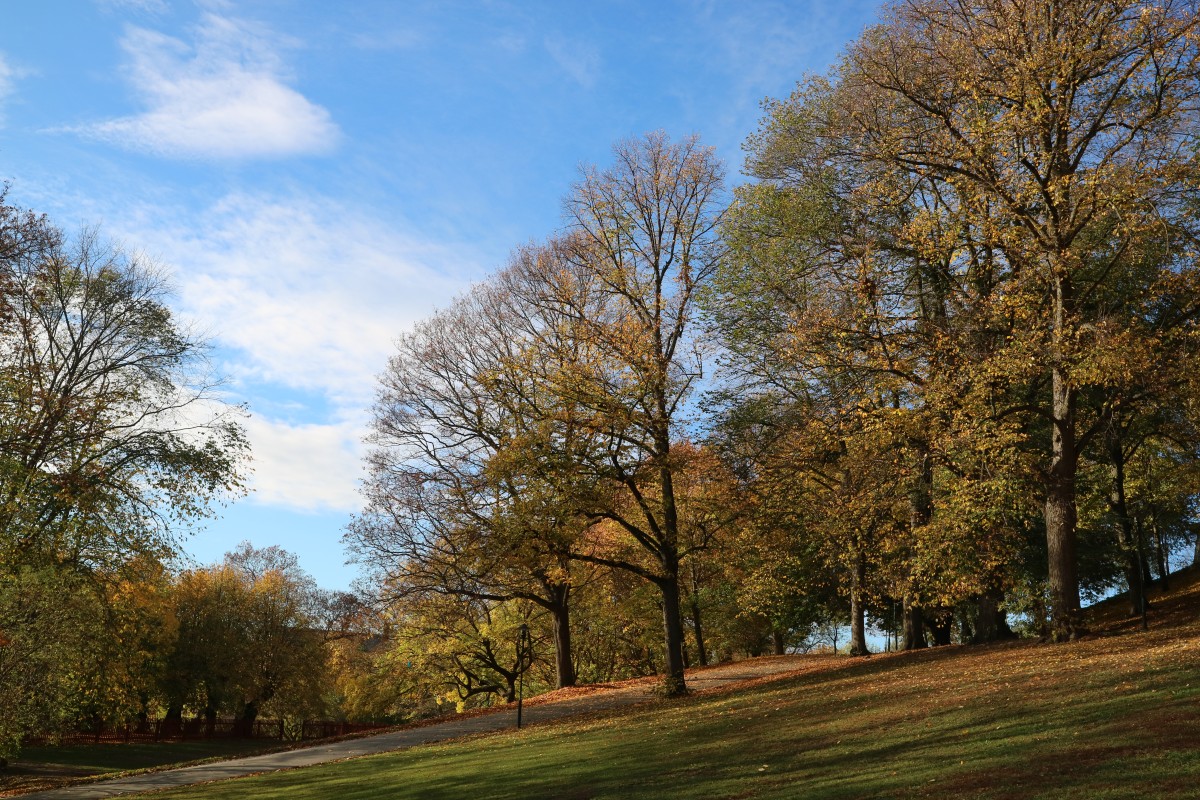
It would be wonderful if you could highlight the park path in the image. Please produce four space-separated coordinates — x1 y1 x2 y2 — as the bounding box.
18 655 817 799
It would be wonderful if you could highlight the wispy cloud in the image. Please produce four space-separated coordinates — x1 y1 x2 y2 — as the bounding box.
78 14 339 159
119 192 484 513
149 192 477 405
544 35 601 88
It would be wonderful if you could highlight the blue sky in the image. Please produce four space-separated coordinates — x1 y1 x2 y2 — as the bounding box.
1 0 880 590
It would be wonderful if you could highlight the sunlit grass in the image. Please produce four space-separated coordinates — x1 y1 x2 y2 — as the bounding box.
149 571 1200 799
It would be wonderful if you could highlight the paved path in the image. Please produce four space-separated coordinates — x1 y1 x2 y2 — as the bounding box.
17 656 815 799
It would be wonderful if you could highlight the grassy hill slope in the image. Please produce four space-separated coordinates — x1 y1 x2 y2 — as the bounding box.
155 571 1200 800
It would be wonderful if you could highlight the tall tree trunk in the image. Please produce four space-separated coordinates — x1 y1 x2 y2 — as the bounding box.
902 596 926 650
927 612 953 646
1132 520 1151 629
958 612 973 644
657 573 687 695
550 586 577 689
903 445 933 651
203 703 217 738
771 630 786 656
239 700 258 737
1152 519 1169 591
657 434 688 696
1046 352 1083 641
690 596 708 666
971 594 1015 643
162 704 182 739
1107 432 1144 617
849 552 869 656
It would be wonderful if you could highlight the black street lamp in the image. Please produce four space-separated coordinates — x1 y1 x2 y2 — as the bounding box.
515 622 533 728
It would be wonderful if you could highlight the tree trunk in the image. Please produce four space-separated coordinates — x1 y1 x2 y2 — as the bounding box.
1152 520 1169 591
1046 278 1083 641
849 553 869 656
927 613 953 646
203 704 217 738
902 597 926 650
160 705 181 740
958 612 973 644
901 447 933 652
656 433 688 696
771 630 786 656
550 586 577 689
657 574 688 695
690 597 708 666
1108 433 1144 617
239 700 258 737
971 594 1015 643
1132 521 1151 629
1135 518 1154 591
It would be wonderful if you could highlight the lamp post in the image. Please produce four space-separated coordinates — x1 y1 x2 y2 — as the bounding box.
515 622 533 729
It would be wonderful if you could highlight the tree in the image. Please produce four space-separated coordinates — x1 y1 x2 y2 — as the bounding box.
163 546 329 729
670 443 745 666
348 271 596 690
832 0 1200 639
0 200 248 572
707 136 932 657
383 590 536 709
512 131 726 694
709 0 1200 643
0 557 176 761
0 567 99 759
0 195 248 756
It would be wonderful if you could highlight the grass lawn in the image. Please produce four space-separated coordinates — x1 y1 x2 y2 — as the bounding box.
145 570 1200 800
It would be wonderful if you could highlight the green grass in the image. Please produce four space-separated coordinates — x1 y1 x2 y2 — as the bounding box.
15 739 275 774
146 571 1200 800
147 658 1200 799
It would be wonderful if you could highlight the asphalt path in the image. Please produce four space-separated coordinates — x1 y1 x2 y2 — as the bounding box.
18 655 815 799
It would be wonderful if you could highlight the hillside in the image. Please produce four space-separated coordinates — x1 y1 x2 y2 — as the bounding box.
136 568 1200 800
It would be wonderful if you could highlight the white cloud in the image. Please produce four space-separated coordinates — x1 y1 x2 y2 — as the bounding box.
243 416 363 512
148 192 477 407
119 192 484 514
81 14 338 159
544 35 600 88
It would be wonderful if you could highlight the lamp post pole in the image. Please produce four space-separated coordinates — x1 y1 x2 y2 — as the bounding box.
516 622 532 729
